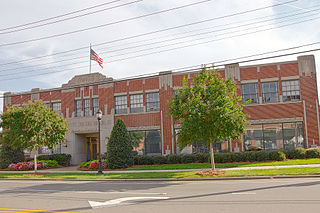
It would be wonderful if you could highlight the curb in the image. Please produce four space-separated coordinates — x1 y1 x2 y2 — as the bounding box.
1 175 320 182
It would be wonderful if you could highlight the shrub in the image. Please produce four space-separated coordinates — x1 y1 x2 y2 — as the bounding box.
269 151 286 161
166 154 182 164
0 146 25 169
79 161 92 168
306 148 320 158
37 155 51 161
181 154 196 164
107 119 133 169
152 155 167 164
286 148 306 159
134 155 153 165
41 160 58 167
256 151 270 162
51 154 72 166
194 153 210 163
230 152 244 162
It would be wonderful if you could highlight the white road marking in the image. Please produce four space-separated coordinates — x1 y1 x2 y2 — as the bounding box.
77 191 167 195
88 196 170 208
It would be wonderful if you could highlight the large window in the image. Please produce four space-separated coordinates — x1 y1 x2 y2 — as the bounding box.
262 82 279 103
130 94 144 113
51 102 61 114
282 80 300 102
83 99 90 117
115 95 127 114
241 83 259 104
75 100 82 117
92 98 99 115
146 92 160 112
244 122 304 151
129 130 161 155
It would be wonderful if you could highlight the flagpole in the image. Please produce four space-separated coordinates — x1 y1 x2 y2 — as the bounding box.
89 43 92 74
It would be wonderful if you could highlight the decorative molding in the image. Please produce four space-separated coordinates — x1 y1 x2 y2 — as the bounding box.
248 117 303 124
281 76 299 81
225 63 240 81
129 91 143 95
114 92 127 96
62 72 112 88
61 88 75 93
260 77 278 82
145 89 159 93
98 83 113 89
127 126 160 131
240 79 258 84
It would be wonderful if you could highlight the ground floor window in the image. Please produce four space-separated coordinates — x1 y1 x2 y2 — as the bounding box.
244 122 304 151
130 130 161 155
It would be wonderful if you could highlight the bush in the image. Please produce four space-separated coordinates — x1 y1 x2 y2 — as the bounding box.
306 148 320 158
286 148 306 159
37 155 51 161
269 151 286 161
134 155 153 165
107 119 133 169
79 161 92 168
0 146 25 169
41 160 58 167
152 155 167 164
51 154 71 166
194 153 210 163
166 154 182 164
181 154 196 164
256 151 270 162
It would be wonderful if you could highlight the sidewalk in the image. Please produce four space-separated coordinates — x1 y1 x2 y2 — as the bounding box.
1 164 320 173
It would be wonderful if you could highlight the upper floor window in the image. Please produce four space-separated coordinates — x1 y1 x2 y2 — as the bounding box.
130 94 144 113
83 99 90 117
146 92 160 111
75 100 82 117
262 82 279 103
241 83 259 104
51 102 61 114
282 80 300 102
115 95 127 114
92 98 99 115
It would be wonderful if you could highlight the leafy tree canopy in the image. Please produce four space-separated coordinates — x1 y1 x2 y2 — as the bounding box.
0 100 69 151
169 67 248 151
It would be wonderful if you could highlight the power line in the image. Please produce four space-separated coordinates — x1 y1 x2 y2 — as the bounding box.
0 0 211 47
2 7 318 74
0 0 122 32
0 0 298 66
0 0 143 35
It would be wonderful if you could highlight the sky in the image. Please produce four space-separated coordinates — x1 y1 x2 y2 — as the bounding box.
0 0 320 113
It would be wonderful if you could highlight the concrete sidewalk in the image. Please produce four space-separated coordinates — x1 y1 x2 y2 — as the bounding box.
1 164 320 173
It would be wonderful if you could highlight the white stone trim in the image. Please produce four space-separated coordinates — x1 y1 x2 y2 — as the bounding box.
248 117 303 124
145 89 159 93
114 92 127 96
240 79 258 84
281 76 300 81
260 77 279 82
129 91 143 95
127 126 160 131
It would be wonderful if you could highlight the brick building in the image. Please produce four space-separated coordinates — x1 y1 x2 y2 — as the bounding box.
3 55 319 164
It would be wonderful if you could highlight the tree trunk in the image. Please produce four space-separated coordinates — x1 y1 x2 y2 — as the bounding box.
210 138 215 171
34 153 38 173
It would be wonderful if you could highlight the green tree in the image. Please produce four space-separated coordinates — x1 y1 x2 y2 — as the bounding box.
107 118 133 169
0 100 69 171
169 68 248 170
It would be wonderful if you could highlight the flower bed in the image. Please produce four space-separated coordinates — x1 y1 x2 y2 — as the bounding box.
8 161 48 171
89 161 106 170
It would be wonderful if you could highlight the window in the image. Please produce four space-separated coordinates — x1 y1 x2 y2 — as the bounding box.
44 103 51 109
83 99 90 116
262 82 279 103
130 94 143 113
92 98 99 116
75 100 82 117
129 130 161 155
146 92 160 112
51 102 61 114
241 83 259 104
282 80 300 102
115 96 127 114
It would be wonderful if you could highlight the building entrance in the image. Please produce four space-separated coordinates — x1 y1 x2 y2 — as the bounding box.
86 137 99 161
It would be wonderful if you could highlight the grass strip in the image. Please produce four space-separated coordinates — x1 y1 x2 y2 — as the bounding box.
1 167 320 179
128 158 320 170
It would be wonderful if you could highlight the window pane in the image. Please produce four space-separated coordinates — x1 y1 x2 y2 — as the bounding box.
130 131 145 155
92 98 99 116
174 129 192 154
83 99 90 117
130 94 144 113
115 96 127 114
263 123 283 150
262 82 279 103
241 83 258 104
282 80 300 102
146 92 160 111
245 125 263 151
145 130 161 155
75 100 82 117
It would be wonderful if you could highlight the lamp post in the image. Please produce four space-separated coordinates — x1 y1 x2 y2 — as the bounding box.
96 109 103 174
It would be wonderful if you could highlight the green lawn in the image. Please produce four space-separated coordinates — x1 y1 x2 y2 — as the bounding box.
127 158 320 170
1 167 320 179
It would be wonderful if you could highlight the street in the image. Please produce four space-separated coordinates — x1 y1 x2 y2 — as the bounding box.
1 178 320 213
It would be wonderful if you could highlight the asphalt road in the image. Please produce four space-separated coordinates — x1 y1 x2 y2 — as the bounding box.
1 178 320 213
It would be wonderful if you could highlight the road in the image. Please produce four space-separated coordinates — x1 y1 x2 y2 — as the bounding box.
1 178 320 213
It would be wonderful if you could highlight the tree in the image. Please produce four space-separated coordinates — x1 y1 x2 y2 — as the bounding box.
106 118 133 169
0 100 69 172
169 68 248 170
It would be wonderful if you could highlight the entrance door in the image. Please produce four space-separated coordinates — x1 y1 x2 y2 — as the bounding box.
87 137 99 161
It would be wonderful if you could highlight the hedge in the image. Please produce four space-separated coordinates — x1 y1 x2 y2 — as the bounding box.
37 154 71 166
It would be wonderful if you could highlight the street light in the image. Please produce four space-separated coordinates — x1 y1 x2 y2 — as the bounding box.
96 109 103 174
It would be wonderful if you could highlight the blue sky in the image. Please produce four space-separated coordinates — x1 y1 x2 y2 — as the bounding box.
0 0 320 113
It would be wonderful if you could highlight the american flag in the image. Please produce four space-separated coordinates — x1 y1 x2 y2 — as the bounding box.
90 49 103 68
